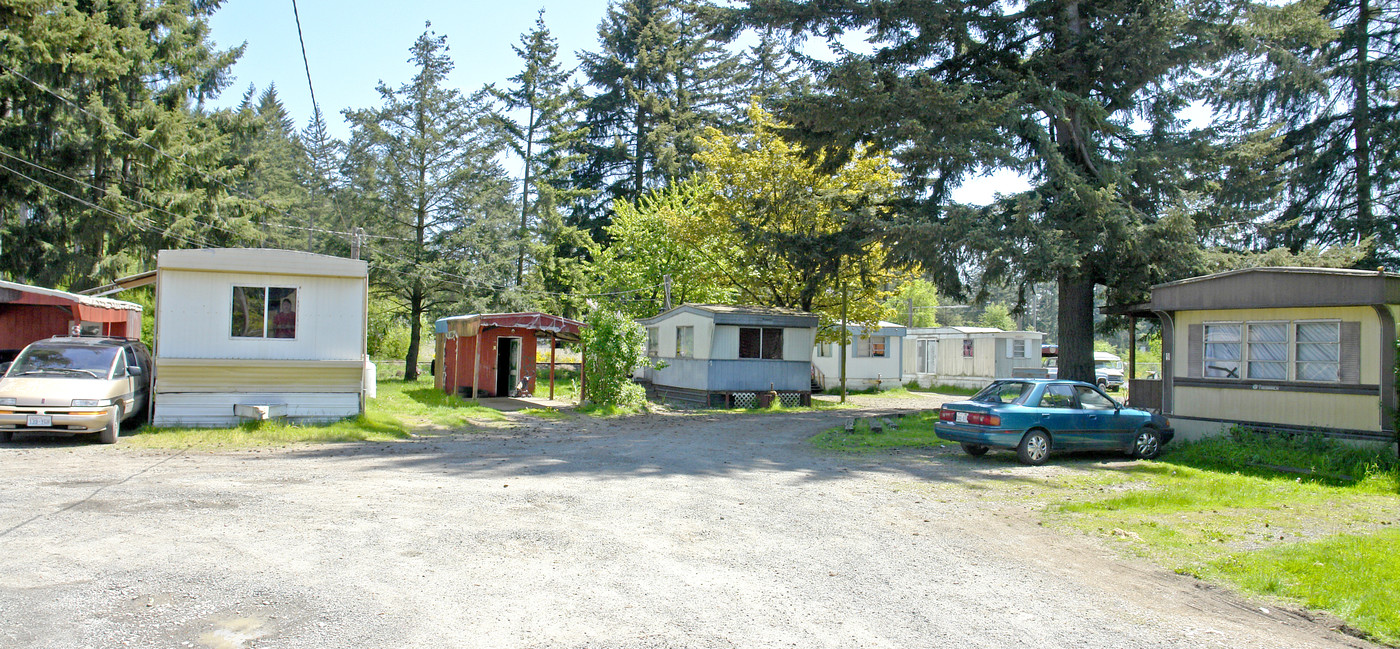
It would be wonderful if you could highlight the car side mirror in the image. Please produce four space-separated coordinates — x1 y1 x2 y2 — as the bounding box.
127 366 143 377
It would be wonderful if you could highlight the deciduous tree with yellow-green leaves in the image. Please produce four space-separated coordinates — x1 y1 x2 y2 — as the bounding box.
687 105 911 330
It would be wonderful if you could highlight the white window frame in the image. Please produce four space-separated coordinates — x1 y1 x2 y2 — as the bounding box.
646 327 660 357
962 338 974 358
855 335 888 358
675 326 695 359
1293 319 1341 383
231 285 299 340
1007 339 1027 358
1202 321 1242 379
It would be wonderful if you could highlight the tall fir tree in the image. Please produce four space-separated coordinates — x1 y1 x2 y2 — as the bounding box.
489 9 585 287
0 0 246 287
343 26 517 381
1208 0 1398 265
736 0 1238 383
569 0 740 240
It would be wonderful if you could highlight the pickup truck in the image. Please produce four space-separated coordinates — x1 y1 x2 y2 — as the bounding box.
1043 351 1125 391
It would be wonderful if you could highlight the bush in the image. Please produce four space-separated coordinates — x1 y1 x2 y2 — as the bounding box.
580 308 650 407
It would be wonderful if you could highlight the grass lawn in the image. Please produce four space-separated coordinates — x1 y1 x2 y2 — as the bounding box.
124 377 507 449
810 410 954 451
1045 433 1400 646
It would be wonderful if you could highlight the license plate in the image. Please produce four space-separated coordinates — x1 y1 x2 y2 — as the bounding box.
955 412 968 423
27 415 52 427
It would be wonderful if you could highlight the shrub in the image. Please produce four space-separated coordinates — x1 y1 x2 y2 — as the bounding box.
579 308 650 407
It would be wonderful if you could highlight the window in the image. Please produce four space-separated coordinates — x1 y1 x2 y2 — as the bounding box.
1038 383 1076 409
962 339 974 357
918 340 937 373
675 326 694 359
816 342 831 357
855 335 888 358
1201 320 1343 383
1202 323 1241 378
1246 322 1287 380
1074 386 1116 410
1009 339 1027 358
232 286 297 339
1295 322 1339 382
739 327 783 360
646 327 660 357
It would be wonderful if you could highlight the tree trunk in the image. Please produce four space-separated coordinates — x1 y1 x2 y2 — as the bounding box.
1352 0 1373 247
517 104 536 286
1057 272 1095 384
404 285 423 381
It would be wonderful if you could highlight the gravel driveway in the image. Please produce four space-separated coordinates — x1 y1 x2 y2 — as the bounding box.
0 406 1375 649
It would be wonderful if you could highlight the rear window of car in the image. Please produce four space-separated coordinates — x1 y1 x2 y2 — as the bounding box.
9 345 118 379
971 381 1032 405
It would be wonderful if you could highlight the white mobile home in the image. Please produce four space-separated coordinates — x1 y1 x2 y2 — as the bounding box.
638 304 819 408
151 249 370 427
903 326 1044 389
812 321 906 391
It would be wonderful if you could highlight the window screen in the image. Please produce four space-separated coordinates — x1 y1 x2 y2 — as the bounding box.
676 326 694 359
1246 323 1287 380
1203 323 1241 378
739 327 783 359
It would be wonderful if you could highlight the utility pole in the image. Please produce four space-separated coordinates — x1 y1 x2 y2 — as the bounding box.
663 274 672 311
350 227 365 260
907 298 914 328
840 280 849 404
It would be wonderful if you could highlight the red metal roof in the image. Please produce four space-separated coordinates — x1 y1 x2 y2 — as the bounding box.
437 312 583 341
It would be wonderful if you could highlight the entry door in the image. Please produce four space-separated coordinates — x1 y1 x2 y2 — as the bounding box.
496 338 521 396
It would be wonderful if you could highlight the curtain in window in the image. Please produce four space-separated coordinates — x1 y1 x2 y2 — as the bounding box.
1247 323 1287 380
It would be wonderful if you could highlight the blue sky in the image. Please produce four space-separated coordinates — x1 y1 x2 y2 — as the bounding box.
206 0 1028 204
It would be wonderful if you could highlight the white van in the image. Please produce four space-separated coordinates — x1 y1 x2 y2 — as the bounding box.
1042 350 1125 391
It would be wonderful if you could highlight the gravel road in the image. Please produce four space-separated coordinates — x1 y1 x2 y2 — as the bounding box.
0 405 1376 649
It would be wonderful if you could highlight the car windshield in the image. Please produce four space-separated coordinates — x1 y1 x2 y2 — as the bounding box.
9 345 117 379
1095 360 1124 371
970 381 1032 405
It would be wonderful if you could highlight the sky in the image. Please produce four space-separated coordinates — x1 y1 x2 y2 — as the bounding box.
205 0 1030 205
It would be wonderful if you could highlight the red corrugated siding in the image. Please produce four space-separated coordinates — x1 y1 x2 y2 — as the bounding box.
439 326 542 398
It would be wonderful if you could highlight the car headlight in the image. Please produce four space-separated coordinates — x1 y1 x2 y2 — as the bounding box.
0 397 14 406
71 399 110 407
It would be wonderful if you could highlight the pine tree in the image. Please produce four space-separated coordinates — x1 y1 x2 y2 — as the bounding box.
490 10 584 287
343 26 517 381
736 0 1237 383
569 0 740 240
0 0 246 287
1208 0 1398 264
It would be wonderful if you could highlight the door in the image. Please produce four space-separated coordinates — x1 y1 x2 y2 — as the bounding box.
495 337 521 396
1031 383 1082 448
1073 385 1129 450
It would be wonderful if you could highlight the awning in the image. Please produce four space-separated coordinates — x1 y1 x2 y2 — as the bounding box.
435 312 584 342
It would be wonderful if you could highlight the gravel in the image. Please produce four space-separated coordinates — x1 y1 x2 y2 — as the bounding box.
0 406 1376 649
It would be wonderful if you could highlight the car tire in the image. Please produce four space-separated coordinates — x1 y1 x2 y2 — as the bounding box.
960 442 989 457
1133 427 1162 460
1096 379 1108 390
99 406 122 444
1016 429 1051 466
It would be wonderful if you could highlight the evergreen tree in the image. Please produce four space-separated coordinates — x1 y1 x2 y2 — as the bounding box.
1209 0 1398 264
569 0 739 239
490 10 585 287
736 0 1238 383
343 26 516 381
0 0 246 287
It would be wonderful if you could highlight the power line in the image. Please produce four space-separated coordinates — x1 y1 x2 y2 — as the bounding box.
0 161 210 250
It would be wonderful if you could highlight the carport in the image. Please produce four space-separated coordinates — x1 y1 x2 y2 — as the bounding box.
0 280 142 361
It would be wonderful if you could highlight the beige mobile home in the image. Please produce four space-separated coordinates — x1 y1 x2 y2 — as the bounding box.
812 321 906 391
902 326 1044 389
1130 267 1397 443
151 249 370 427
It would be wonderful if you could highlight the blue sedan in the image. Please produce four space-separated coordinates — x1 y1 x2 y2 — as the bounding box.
934 379 1174 466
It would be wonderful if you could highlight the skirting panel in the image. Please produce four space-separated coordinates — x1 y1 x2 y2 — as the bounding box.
153 391 361 427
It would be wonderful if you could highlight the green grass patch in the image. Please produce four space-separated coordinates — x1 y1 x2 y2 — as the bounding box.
125 377 507 449
125 414 412 449
1202 529 1400 647
903 381 979 396
518 407 572 419
1045 431 1400 644
811 410 955 451
575 403 647 417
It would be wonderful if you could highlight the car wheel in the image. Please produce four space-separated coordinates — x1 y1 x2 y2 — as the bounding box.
99 406 122 444
1016 429 1051 466
1096 379 1108 390
960 442 989 457
1133 428 1162 460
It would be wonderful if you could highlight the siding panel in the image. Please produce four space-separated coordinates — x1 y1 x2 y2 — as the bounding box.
155 359 363 393
1187 324 1203 378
